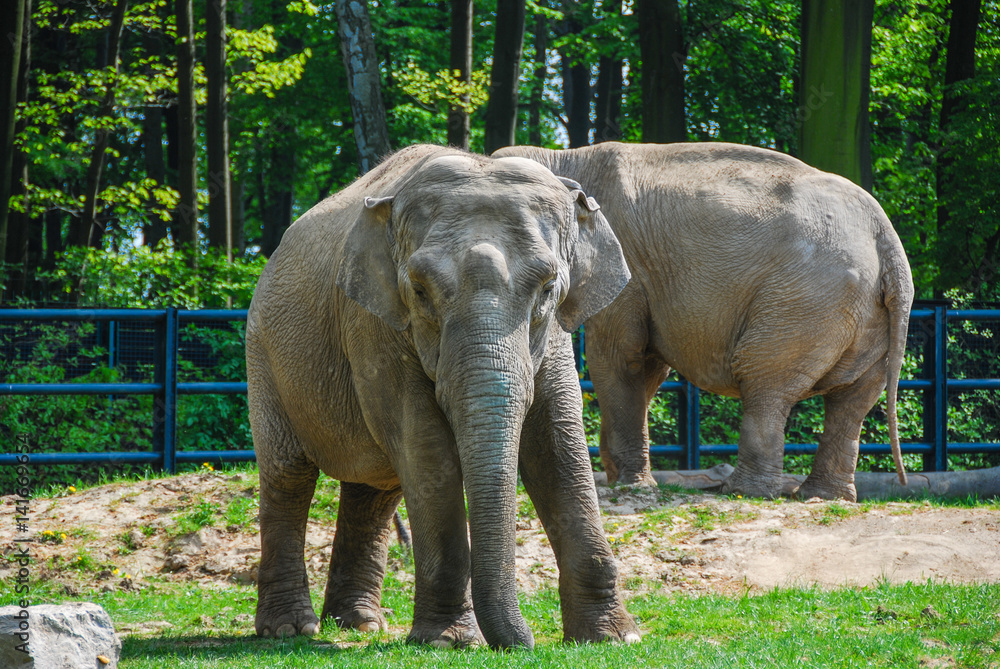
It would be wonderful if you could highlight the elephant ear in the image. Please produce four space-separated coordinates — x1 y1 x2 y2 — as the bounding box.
335 196 410 331
557 188 631 332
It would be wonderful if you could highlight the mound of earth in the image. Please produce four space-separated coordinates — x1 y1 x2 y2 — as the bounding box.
2 471 998 601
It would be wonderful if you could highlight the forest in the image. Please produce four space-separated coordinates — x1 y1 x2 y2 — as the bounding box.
0 0 997 308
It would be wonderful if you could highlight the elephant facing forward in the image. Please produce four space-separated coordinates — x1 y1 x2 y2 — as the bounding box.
495 142 914 502
246 145 639 649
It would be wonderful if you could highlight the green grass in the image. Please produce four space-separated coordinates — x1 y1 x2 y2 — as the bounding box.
4 577 997 668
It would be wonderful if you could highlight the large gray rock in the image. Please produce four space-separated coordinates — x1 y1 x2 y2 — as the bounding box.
0 602 122 669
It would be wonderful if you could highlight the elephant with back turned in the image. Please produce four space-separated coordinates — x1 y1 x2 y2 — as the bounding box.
495 141 914 502
246 144 640 649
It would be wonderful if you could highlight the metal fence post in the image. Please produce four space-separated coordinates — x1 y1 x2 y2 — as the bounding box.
678 380 700 470
922 305 949 472
933 305 948 471
164 307 178 473
152 308 179 473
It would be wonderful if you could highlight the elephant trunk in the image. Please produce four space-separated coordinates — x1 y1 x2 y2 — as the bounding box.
437 323 535 650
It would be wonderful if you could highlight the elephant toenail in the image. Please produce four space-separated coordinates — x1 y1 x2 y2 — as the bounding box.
275 623 296 637
301 622 320 636
358 621 380 633
624 633 641 644
430 638 453 649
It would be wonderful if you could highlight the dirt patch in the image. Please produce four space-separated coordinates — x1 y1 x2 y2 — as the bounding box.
2 472 998 601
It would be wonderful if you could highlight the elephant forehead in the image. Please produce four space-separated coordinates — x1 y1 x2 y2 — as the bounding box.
462 243 511 284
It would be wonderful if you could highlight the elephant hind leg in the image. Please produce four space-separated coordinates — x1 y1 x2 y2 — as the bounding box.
321 482 403 632
721 392 797 500
254 410 320 638
796 362 887 502
588 286 664 487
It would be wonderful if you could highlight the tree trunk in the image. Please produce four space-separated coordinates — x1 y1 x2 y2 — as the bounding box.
72 0 129 249
447 0 473 149
141 23 167 248
230 173 245 256
0 0 27 264
142 105 167 247
261 144 294 257
594 0 623 144
335 0 391 174
206 0 231 258
798 0 875 191
562 50 590 148
636 0 685 144
44 209 62 269
484 0 527 154
174 0 199 251
935 0 982 292
527 14 547 147
4 0 31 278
595 465 1000 501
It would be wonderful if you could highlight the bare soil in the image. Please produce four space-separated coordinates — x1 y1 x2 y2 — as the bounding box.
3 471 998 603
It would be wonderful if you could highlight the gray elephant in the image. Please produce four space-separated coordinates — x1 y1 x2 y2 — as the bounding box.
246 145 640 649
494 142 914 502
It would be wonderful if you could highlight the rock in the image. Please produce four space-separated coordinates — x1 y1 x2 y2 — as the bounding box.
0 602 122 669
162 554 191 572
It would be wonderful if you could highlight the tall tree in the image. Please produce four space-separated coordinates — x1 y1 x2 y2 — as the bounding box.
935 0 984 291
335 0 391 174
206 0 232 258
484 0 527 153
0 0 27 264
71 0 130 248
594 0 623 143
174 0 199 249
798 0 875 190
4 0 31 273
448 0 473 149
560 2 591 148
636 0 685 143
527 14 548 146
142 25 168 248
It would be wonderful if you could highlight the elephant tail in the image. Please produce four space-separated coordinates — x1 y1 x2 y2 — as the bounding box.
880 227 915 486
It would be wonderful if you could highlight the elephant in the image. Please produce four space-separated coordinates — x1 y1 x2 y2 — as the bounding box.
494 141 914 502
246 144 640 649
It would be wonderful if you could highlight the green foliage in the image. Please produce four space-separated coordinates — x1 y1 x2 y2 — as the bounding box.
174 500 220 535
47 245 265 309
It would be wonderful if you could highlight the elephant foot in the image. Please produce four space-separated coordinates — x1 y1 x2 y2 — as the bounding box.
408 609 484 648
612 470 658 489
321 600 387 632
563 601 641 644
794 476 857 503
719 467 784 500
255 598 320 638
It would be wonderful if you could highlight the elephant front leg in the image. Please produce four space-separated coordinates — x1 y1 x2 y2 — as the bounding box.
520 336 640 644
321 482 404 631
393 424 482 648
256 453 321 638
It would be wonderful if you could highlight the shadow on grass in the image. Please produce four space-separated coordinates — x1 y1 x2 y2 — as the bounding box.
122 634 455 660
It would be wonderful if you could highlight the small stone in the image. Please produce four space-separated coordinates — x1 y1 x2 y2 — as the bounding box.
0 602 122 669
162 554 191 573
921 605 940 619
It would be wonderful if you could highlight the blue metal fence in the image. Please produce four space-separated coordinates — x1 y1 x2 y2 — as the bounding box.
2 306 999 473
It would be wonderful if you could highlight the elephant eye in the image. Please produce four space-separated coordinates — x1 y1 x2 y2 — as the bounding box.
412 284 427 300
542 279 556 296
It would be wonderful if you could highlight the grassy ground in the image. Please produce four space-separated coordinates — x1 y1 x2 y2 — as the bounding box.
8 577 997 668
5 466 999 668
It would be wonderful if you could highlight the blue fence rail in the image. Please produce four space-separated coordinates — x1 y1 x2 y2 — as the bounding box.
2 306 999 473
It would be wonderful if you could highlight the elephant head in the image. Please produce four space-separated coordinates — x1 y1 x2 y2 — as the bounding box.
335 153 629 648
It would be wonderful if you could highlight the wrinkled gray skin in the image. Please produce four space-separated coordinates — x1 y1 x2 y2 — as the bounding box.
495 142 914 502
246 145 640 649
